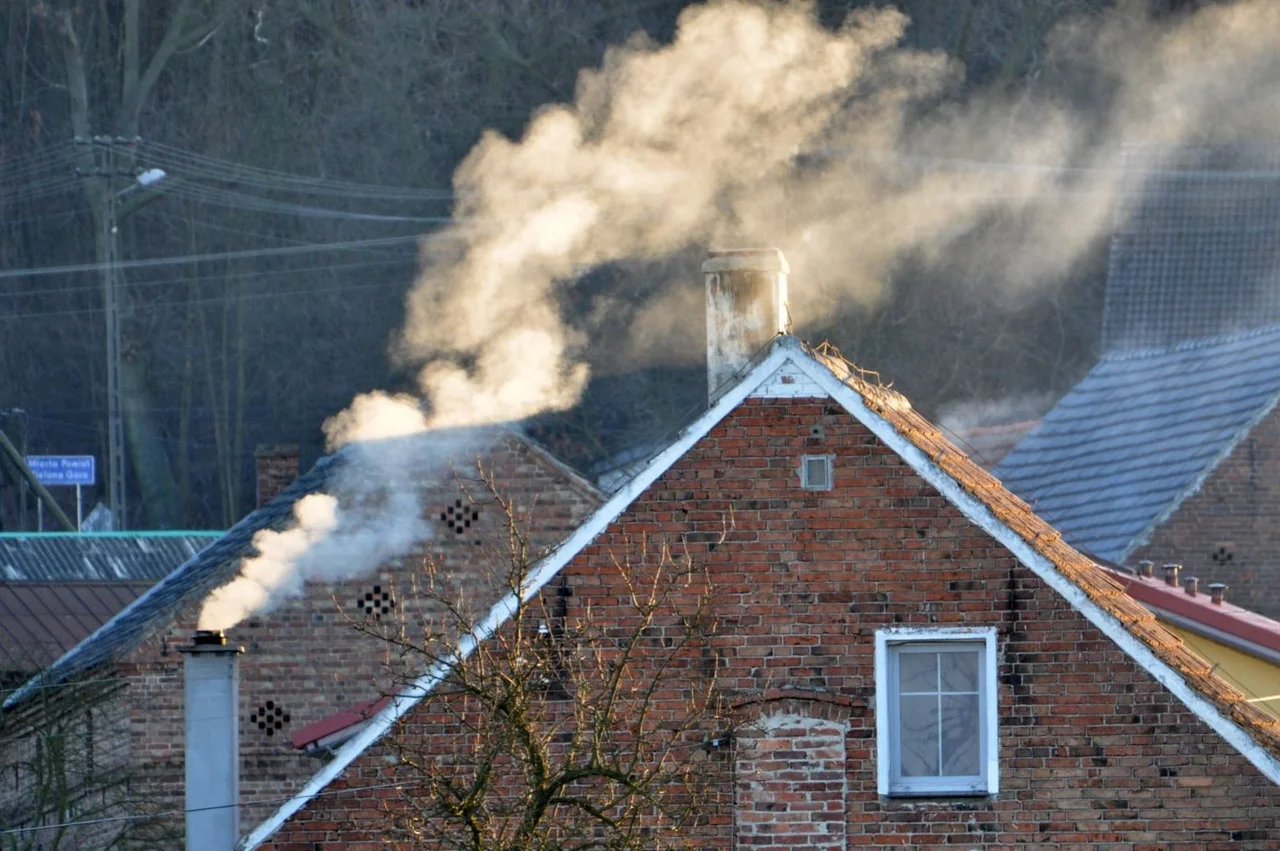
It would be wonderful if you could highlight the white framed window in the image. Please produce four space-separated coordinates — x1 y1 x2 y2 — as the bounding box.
800 455 833 490
875 627 998 797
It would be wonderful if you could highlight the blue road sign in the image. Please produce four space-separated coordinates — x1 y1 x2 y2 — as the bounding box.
26 455 96 487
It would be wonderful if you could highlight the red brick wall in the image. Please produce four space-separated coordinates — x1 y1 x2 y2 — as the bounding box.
0 436 599 849
1130 402 1280 619
262 398 1280 850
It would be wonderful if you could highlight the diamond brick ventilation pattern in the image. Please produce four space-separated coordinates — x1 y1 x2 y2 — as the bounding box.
359 585 395 618
441 499 482 546
249 701 290 737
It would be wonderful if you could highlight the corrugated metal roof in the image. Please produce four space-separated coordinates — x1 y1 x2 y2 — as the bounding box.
1 456 341 709
0 532 220 582
996 324 1280 562
0 582 153 671
1103 144 1280 352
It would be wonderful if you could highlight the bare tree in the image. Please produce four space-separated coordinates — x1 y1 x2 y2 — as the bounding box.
359 473 733 850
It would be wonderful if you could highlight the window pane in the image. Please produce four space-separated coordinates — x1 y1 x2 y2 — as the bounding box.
940 693 981 776
899 652 937 692
940 650 980 693
898 694 940 777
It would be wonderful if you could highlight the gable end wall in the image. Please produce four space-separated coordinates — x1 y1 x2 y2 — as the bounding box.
260 398 1280 850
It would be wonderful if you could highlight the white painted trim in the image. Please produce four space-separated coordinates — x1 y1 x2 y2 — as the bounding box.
239 346 797 850
785 351 1280 786
875 628 998 797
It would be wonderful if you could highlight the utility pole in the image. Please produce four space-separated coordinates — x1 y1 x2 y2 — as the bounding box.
78 137 136 530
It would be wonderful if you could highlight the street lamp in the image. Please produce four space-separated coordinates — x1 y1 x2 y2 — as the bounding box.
102 167 166 529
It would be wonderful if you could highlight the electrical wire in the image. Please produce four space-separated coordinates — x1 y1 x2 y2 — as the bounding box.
0 254 415 300
138 140 459 201
0 277 411 322
0 233 434 280
162 180 456 223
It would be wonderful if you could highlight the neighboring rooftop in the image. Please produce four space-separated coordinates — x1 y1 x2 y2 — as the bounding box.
995 324 1280 563
1104 144 1280 352
0 532 221 582
1 430 601 711
1100 562 1280 720
0 581 154 672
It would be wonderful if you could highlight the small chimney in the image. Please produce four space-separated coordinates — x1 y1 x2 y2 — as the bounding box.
1137 560 1155 579
1209 583 1227 605
703 248 789 403
1162 563 1181 587
1183 576 1198 596
255 444 299 508
182 630 243 851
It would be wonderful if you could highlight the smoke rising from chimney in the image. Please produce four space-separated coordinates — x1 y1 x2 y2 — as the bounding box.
200 0 1280 629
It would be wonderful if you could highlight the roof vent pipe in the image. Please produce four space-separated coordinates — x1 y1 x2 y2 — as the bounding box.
1208 583 1227 605
1137 560 1155 579
703 248 789 404
1162 563 1181 587
1183 576 1198 596
182 630 243 851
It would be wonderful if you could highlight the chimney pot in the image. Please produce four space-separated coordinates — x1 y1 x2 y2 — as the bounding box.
703 248 789 404
1183 576 1198 596
255 444 300 508
1137 560 1155 578
1162 563 1181 587
1208 583 1227 605
193 629 226 646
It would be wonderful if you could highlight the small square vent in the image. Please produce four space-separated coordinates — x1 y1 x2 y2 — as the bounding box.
800 455 832 490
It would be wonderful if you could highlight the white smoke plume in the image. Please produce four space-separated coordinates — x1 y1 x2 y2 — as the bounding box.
200 0 1280 629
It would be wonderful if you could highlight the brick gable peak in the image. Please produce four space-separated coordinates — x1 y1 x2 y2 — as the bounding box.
241 335 1280 850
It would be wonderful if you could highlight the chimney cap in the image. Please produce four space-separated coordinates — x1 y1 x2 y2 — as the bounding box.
702 248 789 275
182 629 244 655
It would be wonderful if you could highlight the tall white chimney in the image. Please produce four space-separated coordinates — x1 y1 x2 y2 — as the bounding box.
703 248 790 403
182 630 243 851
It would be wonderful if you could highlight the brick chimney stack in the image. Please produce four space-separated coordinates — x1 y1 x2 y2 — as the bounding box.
703 248 789 404
255 444 299 508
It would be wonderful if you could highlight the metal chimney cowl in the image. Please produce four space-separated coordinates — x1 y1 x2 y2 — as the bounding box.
703 248 790 404
181 630 244 851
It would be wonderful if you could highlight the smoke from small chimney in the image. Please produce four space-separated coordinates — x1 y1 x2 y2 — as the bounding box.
182 630 243 851
704 248 789 403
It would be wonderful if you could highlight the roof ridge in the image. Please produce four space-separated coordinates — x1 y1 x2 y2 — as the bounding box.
1104 322 1280 362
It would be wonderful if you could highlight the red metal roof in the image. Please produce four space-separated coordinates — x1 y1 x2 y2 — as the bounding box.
291 695 392 752
1099 565 1280 657
0 581 153 671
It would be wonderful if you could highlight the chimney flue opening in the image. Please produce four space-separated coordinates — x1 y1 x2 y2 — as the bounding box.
193 629 227 646
1162 563 1181 587
1208 583 1227 605
1137 560 1155 578
1183 576 1198 596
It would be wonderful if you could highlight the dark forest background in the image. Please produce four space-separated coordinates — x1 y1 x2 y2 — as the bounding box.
0 0 1199 530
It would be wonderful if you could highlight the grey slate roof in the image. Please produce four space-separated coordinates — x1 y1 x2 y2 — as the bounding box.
0 533 220 582
2 455 341 709
995 324 1280 563
1103 144 1280 352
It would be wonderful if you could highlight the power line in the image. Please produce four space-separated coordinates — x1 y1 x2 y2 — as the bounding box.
0 277 409 322
0 234 432 280
0 255 414 300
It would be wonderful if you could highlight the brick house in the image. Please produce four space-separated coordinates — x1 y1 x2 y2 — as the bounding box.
240 251 1280 850
0 433 601 849
997 145 1280 619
